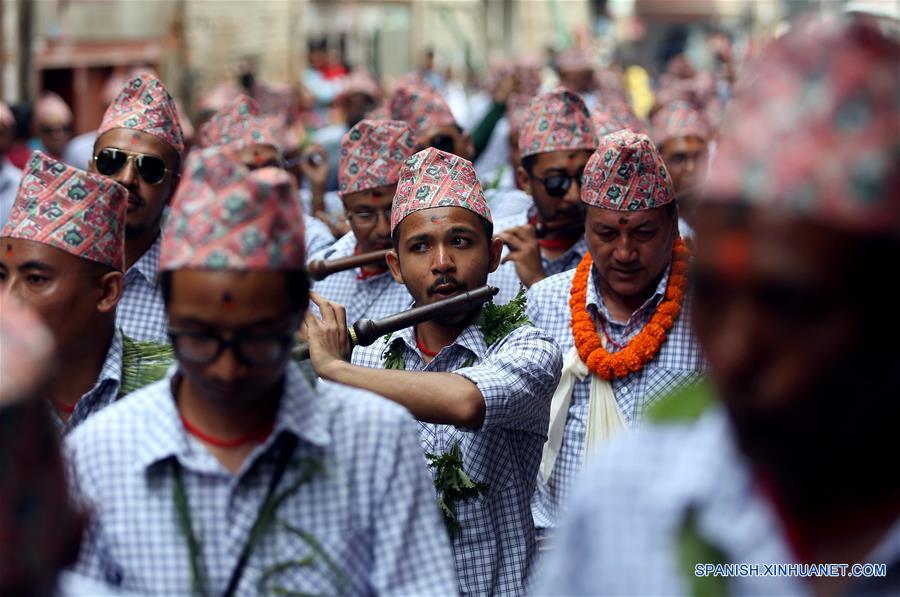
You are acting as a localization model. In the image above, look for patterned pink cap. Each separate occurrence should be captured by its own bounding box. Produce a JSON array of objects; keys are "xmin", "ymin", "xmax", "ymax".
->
[
  {"xmin": 387, "ymin": 86, "xmax": 457, "ymax": 136},
  {"xmin": 650, "ymin": 100, "xmax": 710, "ymax": 147},
  {"xmin": 0, "ymin": 101, "xmax": 14, "ymax": 129},
  {"xmin": 518, "ymin": 88, "xmax": 597, "ymax": 159},
  {"xmin": 591, "ymin": 98, "xmax": 649, "ymax": 138},
  {"xmin": 1, "ymin": 151, "xmax": 128, "ymax": 270},
  {"xmin": 33, "ymin": 92, "xmax": 72, "ymax": 124},
  {"xmin": 582, "ymin": 130, "xmax": 674, "ymax": 211},
  {"xmin": 555, "ymin": 48, "xmax": 594, "ymax": 73},
  {"xmin": 99, "ymin": 74, "xmax": 185, "ymax": 154},
  {"xmin": 339, "ymin": 119, "xmax": 415, "ymax": 197},
  {"xmin": 0, "ymin": 300, "xmax": 54, "ymax": 404},
  {"xmin": 705, "ymin": 15, "xmax": 900, "ymax": 237},
  {"xmin": 197, "ymin": 94, "xmax": 283, "ymax": 154},
  {"xmin": 391, "ymin": 148, "xmax": 491, "ymax": 234},
  {"xmin": 159, "ymin": 147, "xmax": 305, "ymax": 271},
  {"xmin": 336, "ymin": 70, "xmax": 382, "ymax": 104},
  {"xmin": 197, "ymin": 81, "xmax": 243, "ymax": 114}
]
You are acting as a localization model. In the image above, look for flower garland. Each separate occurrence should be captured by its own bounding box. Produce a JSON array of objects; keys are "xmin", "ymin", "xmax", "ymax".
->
[{"xmin": 570, "ymin": 238, "xmax": 689, "ymax": 380}]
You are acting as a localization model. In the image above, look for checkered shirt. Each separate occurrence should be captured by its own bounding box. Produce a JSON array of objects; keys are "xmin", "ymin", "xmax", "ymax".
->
[
  {"xmin": 304, "ymin": 215, "xmax": 336, "ymax": 258},
  {"xmin": 115, "ymin": 236, "xmax": 167, "ymax": 342},
  {"xmin": 526, "ymin": 264, "xmax": 707, "ymax": 531},
  {"xmin": 484, "ymin": 186, "xmax": 533, "ymax": 222},
  {"xmin": 352, "ymin": 319, "xmax": 563, "ymax": 596},
  {"xmin": 534, "ymin": 406, "xmax": 900, "ymax": 595},
  {"xmin": 488, "ymin": 210, "xmax": 589, "ymax": 305},
  {"xmin": 52, "ymin": 330, "xmax": 123, "ymax": 434},
  {"xmin": 64, "ymin": 363, "xmax": 458, "ymax": 596},
  {"xmin": 310, "ymin": 231, "xmax": 413, "ymax": 323}
]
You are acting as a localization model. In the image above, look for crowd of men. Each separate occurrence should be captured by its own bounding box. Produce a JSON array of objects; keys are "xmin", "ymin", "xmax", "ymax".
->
[{"xmin": 0, "ymin": 9, "xmax": 898, "ymax": 597}]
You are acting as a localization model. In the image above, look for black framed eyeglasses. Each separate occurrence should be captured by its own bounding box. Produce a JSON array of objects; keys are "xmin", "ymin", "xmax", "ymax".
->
[
  {"xmin": 416, "ymin": 133, "xmax": 456, "ymax": 154},
  {"xmin": 93, "ymin": 147, "xmax": 177, "ymax": 185},
  {"xmin": 347, "ymin": 208, "xmax": 392, "ymax": 229},
  {"xmin": 534, "ymin": 169, "xmax": 585, "ymax": 198},
  {"xmin": 167, "ymin": 328, "xmax": 294, "ymax": 367}
]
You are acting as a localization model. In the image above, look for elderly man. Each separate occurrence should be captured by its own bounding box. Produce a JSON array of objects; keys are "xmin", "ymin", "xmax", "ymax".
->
[{"xmin": 536, "ymin": 14, "xmax": 900, "ymax": 596}]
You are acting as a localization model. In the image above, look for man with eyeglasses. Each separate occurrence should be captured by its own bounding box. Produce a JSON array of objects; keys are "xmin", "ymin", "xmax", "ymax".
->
[
  {"xmin": 525, "ymin": 130, "xmax": 706, "ymax": 548},
  {"xmin": 305, "ymin": 147, "xmax": 562, "ymax": 596},
  {"xmin": 89, "ymin": 74, "xmax": 185, "ymax": 343},
  {"xmin": 309, "ymin": 119, "xmax": 415, "ymax": 323},
  {"xmin": 0, "ymin": 151, "xmax": 131, "ymax": 431},
  {"xmin": 199, "ymin": 94, "xmax": 337, "ymax": 259},
  {"xmin": 489, "ymin": 88, "xmax": 598, "ymax": 304},
  {"xmin": 64, "ymin": 147, "xmax": 458, "ymax": 595},
  {"xmin": 387, "ymin": 85, "xmax": 474, "ymax": 161},
  {"xmin": 31, "ymin": 92, "xmax": 74, "ymax": 161}
]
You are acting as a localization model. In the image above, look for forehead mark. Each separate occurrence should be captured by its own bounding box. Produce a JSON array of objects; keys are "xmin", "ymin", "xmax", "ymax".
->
[
  {"xmin": 129, "ymin": 133, "xmax": 141, "ymax": 145},
  {"xmin": 617, "ymin": 216, "xmax": 630, "ymax": 229},
  {"xmin": 5, "ymin": 244, "xmax": 12, "ymax": 257},
  {"xmin": 222, "ymin": 291, "xmax": 236, "ymax": 309},
  {"xmin": 430, "ymin": 214, "xmax": 448, "ymax": 224}
]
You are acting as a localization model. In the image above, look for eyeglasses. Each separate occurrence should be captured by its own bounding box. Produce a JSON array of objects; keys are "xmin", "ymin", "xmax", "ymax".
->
[
  {"xmin": 416, "ymin": 133, "xmax": 456, "ymax": 154},
  {"xmin": 39, "ymin": 124, "xmax": 72, "ymax": 135},
  {"xmin": 167, "ymin": 328, "xmax": 295, "ymax": 367},
  {"xmin": 93, "ymin": 147, "xmax": 177, "ymax": 185},
  {"xmin": 534, "ymin": 169, "xmax": 585, "ymax": 198},
  {"xmin": 347, "ymin": 208, "xmax": 391, "ymax": 229}
]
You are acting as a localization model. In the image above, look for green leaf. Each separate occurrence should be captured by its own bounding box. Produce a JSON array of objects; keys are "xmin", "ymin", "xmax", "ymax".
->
[
  {"xmin": 426, "ymin": 442, "xmax": 489, "ymax": 536},
  {"xmin": 120, "ymin": 334, "xmax": 175, "ymax": 397},
  {"xmin": 645, "ymin": 379, "xmax": 715, "ymax": 424},
  {"xmin": 382, "ymin": 337, "xmax": 406, "ymax": 370},
  {"xmin": 476, "ymin": 289, "xmax": 530, "ymax": 347}
]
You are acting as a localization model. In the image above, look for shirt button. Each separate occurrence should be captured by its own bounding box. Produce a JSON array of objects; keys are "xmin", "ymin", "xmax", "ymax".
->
[{"xmin": 621, "ymin": 386, "xmax": 629, "ymax": 394}]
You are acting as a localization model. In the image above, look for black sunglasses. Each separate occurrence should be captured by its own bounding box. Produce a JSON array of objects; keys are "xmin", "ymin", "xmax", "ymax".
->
[
  {"xmin": 533, "ymin": 169, "xmax": 585, "ymax": 198},
  {"xmin": 93, "ymin": 148, "xmax": 176, "ymax": 185},
  {"xmin": 167, "ymin": 328, "xmax": 294, "ymax": 367}
]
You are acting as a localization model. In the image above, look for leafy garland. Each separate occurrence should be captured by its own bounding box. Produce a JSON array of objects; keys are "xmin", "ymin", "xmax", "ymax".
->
[
  {"xmin": 120, "ymin": 334, "xmax": 175, "ymax": 397},
  {"xmin": 382, "ymin": 290, "xmax": 530, "ymax": 532},
  {"xmin": 425, "ymin": 442, "xmax": 489, "ymax": 536}
]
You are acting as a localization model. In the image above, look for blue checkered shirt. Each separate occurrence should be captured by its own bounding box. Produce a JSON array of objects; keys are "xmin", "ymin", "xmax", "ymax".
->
[
  {"xmin": 489, "ymin": 211, "xmax": 589, "ymax": 305},
  {"xmin": 534, "ymin": 406, "xmax": 900, "ymax": 595},
  {"xmin": 305, "ymin": 215, "xmax": 336, "ymax": 258},
  {"xmin": 52, "ymin": 330, "xmax": 123, "ymax": 434},
  {"xmin": 526, "ymin": 264, "xmax": 707, "ymax": 531},
  {"xmin": 310, "ymin": 231, "xmax": 413, "ymax": 324},
  {"xmin": 115, "ymin": 236, "xmax": 167, "ymax": 343},
  {"xmin": 65, "ymin": 363, "xmax": 458, "ymax": 596},
  {"xmin": 352, "ymin": 319, "xmax": 562, "ymax": 596}
]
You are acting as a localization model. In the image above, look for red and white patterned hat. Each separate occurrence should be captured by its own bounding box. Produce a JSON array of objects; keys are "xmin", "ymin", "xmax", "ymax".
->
[
  {"xmin": 387, "ymin": 86, "xmax": 457, "ymax": 136},
  {"xmin": 391, "ymin": 148, "xmax": 491, "ymax": 234},
  {"xmin": 650, "ymin": 100, "xmax": 710, "ymax": 147},
  {"xmin": 99, "ymin": 74, "xmax": 185, "ymax": 154},
  {"xmin": 519, "ymin": 88, "xmax": 597, "ymax": 159},
  {"xmin": 1, "ymin": 151, "xmax": 128, "ymax": 270},
  {"xmin": 339, "ymin": 119, "xmax": 415, "ymax": 197},
  {"xmin": 197, "ymin": 94, "xmax": 283, "ymax": 155},
  {"xmin": 582, "ymin": 130, "xmax": 674, "ymax": 211}
]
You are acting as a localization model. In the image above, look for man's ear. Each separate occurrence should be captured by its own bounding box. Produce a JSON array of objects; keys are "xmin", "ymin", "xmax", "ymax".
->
[
  {"xmin": 488, "ymin": 236, "xmax": 504, "ymax": 273},
  {"xmin": 386, "ymin": 249, "xmax": 405, "ymax": 285},
  {"xmin": 516, "ymin": 165, "xmax": 533, "ymax": 196},
  {"xmin": 96, "ymin": 270, "xmax": 124, "ymax": 314},
  {"xmin": 462, "ymin": 132, "xmax": 475, "ymax": 161}
]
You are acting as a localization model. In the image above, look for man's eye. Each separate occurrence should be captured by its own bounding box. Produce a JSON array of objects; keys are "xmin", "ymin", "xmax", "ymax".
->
[
  {"xmin": 595, "ymin": 230, "xmax": 617, "ymax": 242},
  {"xmin": 26, "ymin": 274, "xmax": 48, "ymax": 284},
  {"xmin": 452, "ymin": 237, "xmax": 471, "ymax": 247},
  {"xmin": 633, "ymin": 230, "xmax": 656, "ymax": 241},
  {"xmin": 410, "ymin": 242, "xmax": 428, "ymax": 252}
]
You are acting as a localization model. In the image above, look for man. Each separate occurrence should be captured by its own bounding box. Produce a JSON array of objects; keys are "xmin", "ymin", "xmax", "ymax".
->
[
  {"xmin": 481, "ymin": 93, "xmax": 534, "ymax": 221},
  {"xmin": 0, "ymin": 151, "xmax": 129, "ymax": 431},
  {"xmin": 650, "ymin": 99, "xmax": 710, "ymax": 201},
  {"xmin": 310, "ymin": 119, "xmax": 415, "ymax": 323},
  {"xmin": 554, "ymin": 48, "xmax": 598, "ymax": 109},
  {"xmin": 306, "ymin": 147, "xmax": 562, "ymax": 595},
  {"xmin": 536, "ymin": 15, "xmax": 899, "ymax": 596},
  {"xmin": 31, "ymin": 92, "xmax": 73, "ymax": 160},
  {"xmin": 90, "ymin": 73, "xmax": 184, "ymax": 342},
  {"xmin": 526, "ymin": 130, "xmax": 706, "ymax": 541},
  {"xmin": 387, "ymin": 85, "xmax": 474, "ymax": 160},
  {"xmin": 198, "ymin": 93, "xmax": 336, "ymax": 258},
  {"xmin": 490, "ymin": 88, "xmax": 598, "ymax": 303},
  {"xmin": 0, "ymin": 101, "xmax": 22, "ymax": 226},
  {"xmin": 65, "ymin": 147, "xmax": 458, "ymax": 595},
  {"xmin": 590, "ymin": 97, "xmax": 648, "ymax": 138}
]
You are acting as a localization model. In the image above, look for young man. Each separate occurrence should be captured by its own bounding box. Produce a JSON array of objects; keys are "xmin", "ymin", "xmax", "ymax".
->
[
  {"xmin": 490, "ymin": 88, "xmax": 598, "ymax": 303},
  {"xmin": 305, "ymin": 147, "xmax": 562, "ymax": 596},
  {"xmin": 387, "ymin": 85, "xmax": 474, "ymax": 160},
  {"xmin": 310, "ymin": 119, "xmax": 415, "ymax": 323},
  {"xmin": 0, "ymin": 101, "xmax": 22, "ymax": 226},
  {"xmin": 90, "ymin": 73, "xmax": 185, "ymax": 342},
  {"xmin": 526, "ymin": 130, "xmax": 706, "ymax": 541},
  {"xmin": 65, "ymin": 147, "xmax": 457, "ymax": 596},
  {"xmin": 197, "ymin": 94, "xmax": 336, "ymax": 258},
  {"xmin": 536, "ymin": 15, "xmax": 900, "ymax": 595},
  {"xmin": 0, "ymin": 151, "xmax": 129, "ymax": 430}
]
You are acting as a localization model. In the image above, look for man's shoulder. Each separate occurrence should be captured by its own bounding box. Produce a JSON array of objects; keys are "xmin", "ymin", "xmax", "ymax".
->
[
  {"xmin": 312, "ymin": 380, "xmax": 420, "ymax": 448},
  {"xmin": 528, "ymin": 268, "xmax": 577, "ymax": 303},
  {"xmin": 309, "ymin": 230, "xmax": 356, "ymax": 262}
]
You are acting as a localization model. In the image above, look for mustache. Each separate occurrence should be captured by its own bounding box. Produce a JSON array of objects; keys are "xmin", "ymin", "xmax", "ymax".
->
[{"xmin": 427, "ymin": 276, "xmax": 465, "ymax": 295}]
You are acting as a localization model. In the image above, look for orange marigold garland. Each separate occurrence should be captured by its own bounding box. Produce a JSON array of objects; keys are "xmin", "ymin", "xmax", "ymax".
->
[{"xmin": 570, "ymin": 238, "xmax": 690, "ymax": 380}]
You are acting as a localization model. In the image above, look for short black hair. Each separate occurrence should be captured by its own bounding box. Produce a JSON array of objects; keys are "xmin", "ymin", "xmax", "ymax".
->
[
  {"xmin": 159, "ymin": 270, "xmax": 309, "ymax": 313},
  {"xmin": 391, "ymin": 214, "xmax": 494, "ymax": 251},
  {"xmin": 520, "ymin": 154, "xmax": 536, "ymax": 176}
]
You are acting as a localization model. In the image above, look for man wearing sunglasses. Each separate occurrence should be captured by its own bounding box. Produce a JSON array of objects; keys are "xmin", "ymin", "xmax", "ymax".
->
[
  {"xmin": 309, "ymin": 119, "xmax": 415, "ymax": 323},
  {"xmin": 1, "ymin": 151, "xmax": 130, "ymax": 432},
  {"xmin": 526, "ymin": 130, "xmax": 706, "ymax": 547},
  {"xmin": 64, "ymin": 147, "xmax": 457, "ymax": 595},
  {"xmin": 197, "ymin": 94, "xmax": 337, "ymax": 259},
  {"xmin": 388, "ymin": 84, "xmax": 474, "ymax": 161},
  {"xmin": 90, "ymin": 74, "xmax": 185, "ymax": 343},
  {"xmin": 489, "ymin": 88, "xmax": 598, "ymax": 304}
]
